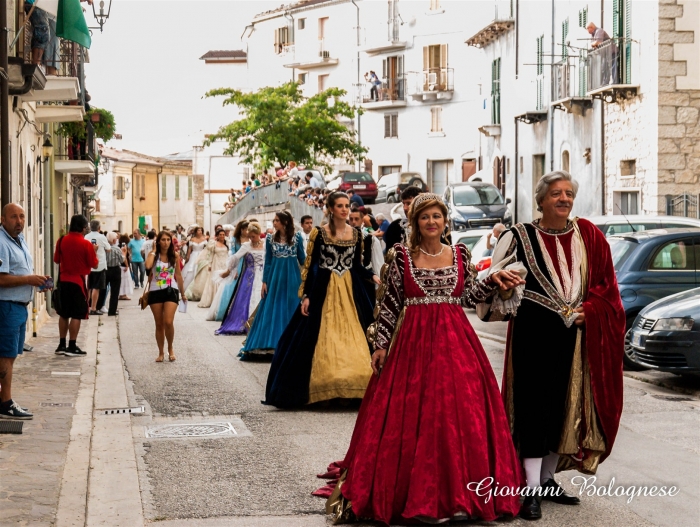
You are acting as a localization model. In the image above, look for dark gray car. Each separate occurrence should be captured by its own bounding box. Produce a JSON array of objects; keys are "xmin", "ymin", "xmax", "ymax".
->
[
  {"xmin": 443, "ymin": 182, "xmax": 512, "ymax": 231},
  {"xmin": 627, "ymin": 288, "xmax": 700, "ymax": 377}
]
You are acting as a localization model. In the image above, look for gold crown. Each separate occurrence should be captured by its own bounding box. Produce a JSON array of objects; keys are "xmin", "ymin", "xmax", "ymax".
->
[{"xmin": 408, "ymin": 193, "xmax": 444, "ymax": 217}]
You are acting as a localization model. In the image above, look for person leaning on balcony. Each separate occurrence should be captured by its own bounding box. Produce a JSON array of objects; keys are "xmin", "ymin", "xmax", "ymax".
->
[
  {"xmin": 586, "ymin": 22, "xmax": 618, "ymax": 84},
  {"xmin": 24, "ymin": 2, "xmax": 50, "ymax": 66},
  {"xmin": 586, "ymin": 22, "xmax": 609, "ymax": 49}
]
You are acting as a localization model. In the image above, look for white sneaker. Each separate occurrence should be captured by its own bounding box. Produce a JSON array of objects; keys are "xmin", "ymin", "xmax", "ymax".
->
[{"xmin": 99, "ymin": 306, "xmax": 108, "ymax": 314}]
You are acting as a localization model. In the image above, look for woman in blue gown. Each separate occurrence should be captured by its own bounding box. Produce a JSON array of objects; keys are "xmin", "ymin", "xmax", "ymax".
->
[
  {"xmin": 206, "ymin": 221, "xmax": 250, "ymax": 321},
  {"xmin": 240, "ymin": 211, "xmax": 306, "ymax": 360}
]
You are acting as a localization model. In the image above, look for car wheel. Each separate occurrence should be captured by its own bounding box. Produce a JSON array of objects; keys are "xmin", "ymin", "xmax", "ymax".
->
[
  {"xmin": 624, "ymin": 317, "xmax": 648, "ymax": 371},
  {"xmin": 387, "ymin": 194, "xmax": 397, "ymax": 203}
]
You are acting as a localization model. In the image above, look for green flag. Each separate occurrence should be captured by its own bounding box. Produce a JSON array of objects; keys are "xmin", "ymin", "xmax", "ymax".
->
[{"xmin": 56, "ymin": 0, "xmax": 91, "ymax": 49}]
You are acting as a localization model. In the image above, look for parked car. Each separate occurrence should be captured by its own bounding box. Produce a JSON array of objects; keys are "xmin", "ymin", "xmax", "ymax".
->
[
  {"xmin": 451, "ymin": 231, "xmax": 491, "ymax": 280},
  {"xmin": 443, "ymin": 182, "xmax": 512, "ymax": 232},
  {"xmin": 586, "ymin": 214, "xmax": 700, "ymax": 237},
  {"xmin": 627, "ymin": 288, "xmax": 700, "ymax": 377},
  {"xmin": 376, "ymin": 172, "xmax": 428, "ymax": 203},
  {"xmin": 608, "ymin": 228, "xmax": 700, "ymax": 369},
  {"xmin": 327, "ymin": 171, "xmax": 378, "ymax": 203},
  {"xmin": 451, "ymin": 229, "xmax": 490, "ymax": 252}
]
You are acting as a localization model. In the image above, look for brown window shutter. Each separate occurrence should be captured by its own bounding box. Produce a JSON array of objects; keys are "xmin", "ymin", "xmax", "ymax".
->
[
  {"xmin": 384, "ymin": 114, "xmax": 391, "ymax": 137},
  {"xmin": 391, "ymin": 114, "xmax": 398, "ymax": 137}
]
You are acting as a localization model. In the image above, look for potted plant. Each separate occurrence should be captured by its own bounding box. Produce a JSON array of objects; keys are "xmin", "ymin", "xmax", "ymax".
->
[{"xmin": 57, "ymin": 107, "xmax": 117, "ymax": 143}]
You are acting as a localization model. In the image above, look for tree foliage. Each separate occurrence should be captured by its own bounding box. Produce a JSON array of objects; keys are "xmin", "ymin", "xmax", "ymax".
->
[{"xmin": 204, "ymin": 82, "xmax": 365, "ymax": 171}]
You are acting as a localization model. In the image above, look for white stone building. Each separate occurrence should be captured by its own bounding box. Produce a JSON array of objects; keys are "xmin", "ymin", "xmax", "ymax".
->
[{"xmin": 214, "ymin": 0, "xmax": 699, "ymax": 220}]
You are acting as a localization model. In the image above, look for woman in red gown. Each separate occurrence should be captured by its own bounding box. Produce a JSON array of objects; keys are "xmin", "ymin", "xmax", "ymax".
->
[{"xmin": 322, "ymin": 194, "xmax": 526, "ymax": 525}]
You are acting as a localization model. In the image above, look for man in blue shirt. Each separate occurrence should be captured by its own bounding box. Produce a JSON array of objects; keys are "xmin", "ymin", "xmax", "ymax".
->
[
  {"xmin": 346, "ymin": 189, "xmax": 365, "ymax": 208},
  {"xmin": 0, "ymin": 204, "xmax": 51, "ymax": 420},
  {"xmin": 127, "ymin": 229, "xmax": 146, "ymax": 288}
]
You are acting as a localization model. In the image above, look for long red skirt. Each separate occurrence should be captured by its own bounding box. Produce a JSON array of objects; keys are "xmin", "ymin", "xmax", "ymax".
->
[{"xmin": 329, "ymin": 302, "xmax": 522, "ymax": 524}]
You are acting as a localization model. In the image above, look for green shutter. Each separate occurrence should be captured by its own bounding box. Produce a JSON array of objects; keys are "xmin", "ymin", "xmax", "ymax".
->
[
  {"xmin": 562, "ymin": 18, "xmax": 569, "ymax": 60},
  {"xmin": 624, "ymin": 0, "xmax": 632, "ymax": 83},
  {"xmin": 613, "ymin": 0, "xmax": 621, "ymax": 38}
]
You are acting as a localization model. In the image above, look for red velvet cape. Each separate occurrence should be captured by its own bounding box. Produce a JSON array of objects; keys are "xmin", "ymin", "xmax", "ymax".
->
[{"xmin": 577, "ymin": 217, "xmax": 625, "ymax": 462}]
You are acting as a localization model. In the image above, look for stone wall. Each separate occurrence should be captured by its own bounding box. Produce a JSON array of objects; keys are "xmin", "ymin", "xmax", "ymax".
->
[
  {"xmin": 193, "ymin": 175, "xmax": 205, "ymax": 228},
  {"xmin": 658, "ymin": 0, "xmax": 700, "ymax": 214}
]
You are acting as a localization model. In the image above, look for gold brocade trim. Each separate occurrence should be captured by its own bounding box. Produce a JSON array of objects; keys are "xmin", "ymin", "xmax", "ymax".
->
[
  {"xmin": 367, "ymin": 248, "xmax": 396, "ymax": 347},
  {"xmin": 318, "ymin": 225, "xmax": 359, "ymax": 247},
  {"xmin": 244, "ymin": 304, "xmax": 259, "ymax": 331},
  {"xmin": 298, "ymin": 228, "xmax": 319, "ymax": 299},
  {"xmin": 325, "ymin": 470, "xmax": 357, "ymax": 524},
  {"xmin": 386, "ymin": 307, "xmax": 406, "ymax": 360},
  {"xmin": 405, "ymin": 296, "xmax": 461, "ymax": 306}
]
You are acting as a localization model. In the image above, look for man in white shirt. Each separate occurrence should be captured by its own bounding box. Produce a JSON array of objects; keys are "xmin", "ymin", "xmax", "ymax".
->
[{"xmin": 84, "ymin": 220, "xmax": 111, "ymax": 315}]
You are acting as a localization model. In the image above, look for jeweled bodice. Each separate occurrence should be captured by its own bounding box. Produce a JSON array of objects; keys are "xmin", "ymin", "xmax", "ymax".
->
[
  {"xmin": 408, "ymin": 250, "xmax": 459, "ymax": 299},
  {"xmin": 249, "ymin": 248, "xmax": 265, "ymax": 272},
  {"xmin": 318, "ymin": 228, "xmax": 358, "ymax": 276},
  {"xmin": 268, "ymin": 233, "xmax": 301, "ymax": 258}
]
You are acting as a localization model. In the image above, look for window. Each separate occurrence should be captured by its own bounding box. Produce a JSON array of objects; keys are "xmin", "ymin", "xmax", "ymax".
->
[
  {"xmin": 382, "ymin": 55, "xmax": 405, "ymax": 100},
  {"xmin": 430, "ymin": 107, "xmax": 443, "ymax": 132},
  {"xmin": 298, "ymin": 18, "xmax": 306, "ymax": 30},
  {"xmin": 175, "ymin": 175, "xmax": 180, "ymax": 200},
  {"xmin": 384, "ymin": 113, "xmax": 398, "ymax": 138},
  {"xmin": 620, "ymin": 159, "xmax": 636, "ymax": 177},
  {"xmin": 491, "ymin": 58, "xmax": 501, "ymax": 125},
  {"xmin": 578, "ymin": 7, "xmax": 588, "ymax": 27},
  {"xmin": 650, "ymin": 240, "xmax": 695, "ymax": 270},
  {"xmin": 274, "ymin": 26, "xmax": 292, "ymax": 54},
  {"xmin": 135, "ymin": 174, "xmax": 146, "ymax": 198},
  {"xmin": 298, "ymin": 72, "xmax": 307, "ymax": 85},
  {"xmin": 616, "ymin": 191, "xmax": 639, "ymax": 215},
  {"xmin": 506, "ymin": 157, "xmax": 511, "ymax": 175},
  {"xmin": 562, "ymin": 150, "xmax": 570, "ymax": 172},
  {"xmin": 380, "ymin": 165, "xmax": 401, "ymax": 176},
  {"xmin": 561, "ymin": 18, "xmax": 569, "ymax": 60},
  {"xmin": 318, "ymin": 17, "xmax": 328, "ymax": 40},
  {"xmin": 422, "ymin": 44, "xmax": 448, "ymax": 82},
  {"xmin": 318, "ymin": 74, "xmax": 328, "ymax": 94},
  {"xmin": 429, "ymin": 0, "xmax": 441, "ymax": 11},
  {"xmin": 188, "ymin": 176, "xmax": 193, "ymax": 200},
  {"xmin": 115, "ymin": 176, "xmax": 126, "ymax": 199},
  {"xmin": 161, "ymin": 175, "xmax": 167, "ymax": 200},
  {"xmin": 95, "ymin": 200, "xmax": 100, "ymax": 213}
]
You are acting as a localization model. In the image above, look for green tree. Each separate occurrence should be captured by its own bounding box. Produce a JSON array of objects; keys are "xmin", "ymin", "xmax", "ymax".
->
[{"xmin": 205, "ymin": 82, "xmax": 365, "ymax": 171}]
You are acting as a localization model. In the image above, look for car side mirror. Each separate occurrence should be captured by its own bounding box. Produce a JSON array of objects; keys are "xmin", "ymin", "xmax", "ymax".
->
[{"xmin": 506, "ymin": 198, "xmax": 512, "ymax": 204}]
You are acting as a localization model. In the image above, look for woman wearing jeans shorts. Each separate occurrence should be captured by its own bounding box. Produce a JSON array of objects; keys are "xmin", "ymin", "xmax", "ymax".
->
[{"xmin": 145, "ymin": 231, "xmax": 186, "ymax": 363}]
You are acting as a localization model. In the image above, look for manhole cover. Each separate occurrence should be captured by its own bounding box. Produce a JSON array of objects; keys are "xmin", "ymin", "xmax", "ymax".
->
[
  {"xmin": 652, "ymin": 395, "xmax": 694, "ymax": 402},
  {"xmin": 0, "ymin": 421, "xmax": 23, "ymax": 434},
  {"xmin": 145, "ymin": 422, "xmax": 237, "ymax": 439},
  {"xmin": 40, "ymin": 402, "xmax": 75, "ymax": 407}
]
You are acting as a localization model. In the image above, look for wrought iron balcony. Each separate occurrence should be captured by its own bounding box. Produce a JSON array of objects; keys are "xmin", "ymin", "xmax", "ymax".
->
[
  {"xmin": 551, "ymin": 58, "xmax": 592, "ymax": 115},
  {"xmin": 359, "ymin": 75, "xmax": 407, "ymax": 109},
  {"xmin": 409, "ymin": 68, "xmax": 454, "ymax": 101},
  {"xmin": 586, "ymin": 38, "xmax": 638, "ymax": 101}
]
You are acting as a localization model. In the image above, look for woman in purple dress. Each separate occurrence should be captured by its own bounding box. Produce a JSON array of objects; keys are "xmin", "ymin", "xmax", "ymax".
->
[{"xmin": 216, "ymin": 222, "xmax": 265, "ymax": 335}]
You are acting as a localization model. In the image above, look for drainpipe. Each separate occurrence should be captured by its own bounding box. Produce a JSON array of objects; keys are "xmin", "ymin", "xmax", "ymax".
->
[
  {"xmin": 515, "ymin": 0, "xmax": 519, "ymax": 78},
  {"xmin": 600, "ymin": 0, "xmax": 606, "ymax": 214},
  {"xmin": 1, "ymin": 0, "xmax": 10, "ymax": 207},
  {"xmin": 284, "ymin": 11, "xmax": 295, "ymax": 82},
  {"xmin": 548, "ymin": 0, "xmax": 555, "ymax": 171},
  {"xmin": 514, "ymin": 116, "xmax": 519, "ymax": 224},
  {"xmin": 352, "ymin": 0, "xmax": 361, "ymax": 171},
  {"xmin": 43, "ymin": 125, "xmax": 53, "ymax": 312}
]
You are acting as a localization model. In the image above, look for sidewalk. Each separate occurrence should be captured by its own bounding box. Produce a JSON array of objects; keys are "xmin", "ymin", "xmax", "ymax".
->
[{"xmin": 0, "ymin": 316, "xmax": 93, "ymax": 526}]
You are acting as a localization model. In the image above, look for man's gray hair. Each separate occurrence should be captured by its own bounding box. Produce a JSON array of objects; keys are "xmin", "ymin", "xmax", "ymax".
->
[
  {"xmin": 534, "ymin": 171, "xmax": 579, "ymax": 212},
  {"xmin": 493, "ymin": 223, "xmax": 507, "ymax": 234},
  {"xmin": 90, "ymin": 220, "xmax": 101, "ymax": 231}
]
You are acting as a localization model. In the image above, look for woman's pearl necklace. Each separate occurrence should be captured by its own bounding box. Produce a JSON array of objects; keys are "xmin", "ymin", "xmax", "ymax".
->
[{"xmin": 419, "ymin": 244, "xmax": 445, "ymax": 258}]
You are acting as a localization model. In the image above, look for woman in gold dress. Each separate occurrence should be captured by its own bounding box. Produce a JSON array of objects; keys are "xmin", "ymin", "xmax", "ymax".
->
[{"xmin": 264, "ymin": 192, "xmax": 381, "ymax": 408}]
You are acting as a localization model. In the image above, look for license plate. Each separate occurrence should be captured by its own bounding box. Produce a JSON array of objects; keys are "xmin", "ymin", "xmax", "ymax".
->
[
  {"xmin": 631, "ymin": 333, "xmax": 643, "ymax": 348},
  {"xmin": 354, "ymin": 185, "xmax": 367, "ymax": 189}
]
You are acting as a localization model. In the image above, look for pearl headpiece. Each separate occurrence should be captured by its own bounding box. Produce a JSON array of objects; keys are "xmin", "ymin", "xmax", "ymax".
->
[{"xmin": 408, "ymin": 193, "xmax": 444, "ymax": 219}]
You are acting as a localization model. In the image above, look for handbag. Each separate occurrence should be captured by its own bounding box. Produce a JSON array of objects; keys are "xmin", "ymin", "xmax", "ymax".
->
[
  {"xmin": 51, "ymin": 237, "xmax": 64, "ymax": 313},
  {"xmin": 139, "ymin": 267, "xmax": 152, "ymax": 310}
]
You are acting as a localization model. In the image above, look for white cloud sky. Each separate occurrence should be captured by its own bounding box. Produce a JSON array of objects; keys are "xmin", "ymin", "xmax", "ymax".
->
[{"xmin": 86, "ymin": 1, "xmax": 281, "ymax": 157}]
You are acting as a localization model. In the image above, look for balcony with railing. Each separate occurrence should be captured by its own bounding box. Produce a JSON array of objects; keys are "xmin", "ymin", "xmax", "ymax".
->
[
  {"xmin": 283, "ymin": 38, "xmax": 338, "ymax": 69},
  {"xmin": 55, "ymin": 122, "xmax": 97, "ymax": 181},
  {"xmin": 360, "ymin": 18, "xmax": 407, "ymax": 55},
  {"xmin": 359, "ymin": 75, "xmax": 407, "ymax": 110},
  {"xmin": 465, "ymin": 0, "xmax": 514, "ymax": 48},
  {"xmin": 408, "ymin": 68, "xmax": 454, "ymax": 102},
  {"xmin": 586, "ymin": 38, "xmax": 638, "ymax": 101},
  {"xmin": 551, "ymin": 57, "xmax": 593, "ymax": 115}
]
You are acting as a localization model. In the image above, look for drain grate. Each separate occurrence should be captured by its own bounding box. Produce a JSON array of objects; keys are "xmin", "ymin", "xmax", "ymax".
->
[
  {"xmin": 145, "ymin": 421, "xmax": 237, "ymax": 439},
  {"xmin": 99, "ymin": 406, "xmax": 145, "ymax": 415},
  {"xmin": 40, "ymin": 402, "xmax": 75, "ymax": 407},
  {"xmin": 0, "ymin": 421, "xmax": 23, "ymax": 434},
  {"xmin": 652, "ymin": 395, "xmax": 694, "ymax": 402},
  {"xmin": 51, "ymin": 371, "xmax": 81, "ymax": 377}
]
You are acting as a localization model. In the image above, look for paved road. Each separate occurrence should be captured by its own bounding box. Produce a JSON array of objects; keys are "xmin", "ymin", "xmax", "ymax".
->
[{"xmin": 114, "ymin": 298, "xmax": 699, "ymax": 526}]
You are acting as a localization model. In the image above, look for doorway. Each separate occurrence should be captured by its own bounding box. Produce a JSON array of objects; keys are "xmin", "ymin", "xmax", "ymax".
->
[
  {"xmin": 462, "ymin": 159, "xmax": 476, "ymax": 181},
  {"xmin": 533, "ymin": 154, "xmax": 546, "ymax": 219},
  {"xmin": 428, "ymin": 160, "xmax": 452, "ymax": 196},
  {"xmin": 493, "ymin": 156, "xmax": 505, "ymax": 196}
]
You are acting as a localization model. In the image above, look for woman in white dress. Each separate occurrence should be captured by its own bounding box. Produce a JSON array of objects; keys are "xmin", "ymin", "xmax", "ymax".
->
[
  {"xmin": 182, "ymin": 226, "xmax": 207, "ymax": 292},
  {"xmin": 118, "ymin": 234, "xmax": 134, "ymax": 300},
  {"xmin": 216, "ymin": 222, "xmax": 266, "ymax": 335},
  {"xmin": 198, "ymin": 230, "xmax": 231, "ymax": 308}
]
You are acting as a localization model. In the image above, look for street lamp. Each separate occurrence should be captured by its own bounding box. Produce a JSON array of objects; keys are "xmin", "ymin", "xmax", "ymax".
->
[
  {"xmin": 125, "ymin": 179, "xmax": 131, "ymax": 191},
  {"xmin": 41, "ymin": 138, "xmax": 53, "ymax": 162},
  {"xmin": 92, "ymin": 0, "xmax": 113, "ymax": 33},
  {"xmin": 100, "ymin": 156, "xmax": 110, "ymax": 172}
]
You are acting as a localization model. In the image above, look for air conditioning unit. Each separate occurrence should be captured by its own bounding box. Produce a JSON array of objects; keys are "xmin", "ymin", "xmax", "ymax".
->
[{"xmin": 319, "ymin": 50, "xmax": 330, "ymax": 58}]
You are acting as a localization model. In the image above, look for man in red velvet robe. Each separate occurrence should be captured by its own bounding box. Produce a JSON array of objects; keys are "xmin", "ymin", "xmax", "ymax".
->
[{"xmin": 477, "ymin": 171, "xmax": 625, "ymax": 521}]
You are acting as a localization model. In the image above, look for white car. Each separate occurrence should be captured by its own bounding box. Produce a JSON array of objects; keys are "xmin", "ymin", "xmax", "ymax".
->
[
  {"xmin": 585, "ymin": 214, "xmax": 700, "ymax": 236},
  {"xmin": 452, "ymin": 232, "xmax": 492, "ymax": 280}
]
